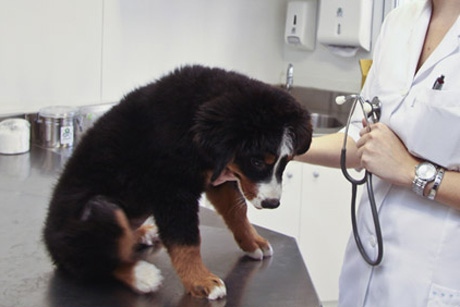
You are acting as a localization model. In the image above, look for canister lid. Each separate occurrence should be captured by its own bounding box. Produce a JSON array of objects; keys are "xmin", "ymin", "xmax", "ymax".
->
[
  {"xmin": 0, "ymin": 118, "xmax": 30, "ymax": 131},
  {"xmin": 79, "ymin": 103, "xmax": 115, "ymax": 115},
  {"xmin": 38, "ymin": 106, "xmax": 79, "ymax": 119}
]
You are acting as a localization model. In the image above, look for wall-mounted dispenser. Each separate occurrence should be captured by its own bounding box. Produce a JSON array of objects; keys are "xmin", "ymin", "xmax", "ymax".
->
[
  {"xmin": 317, "ymin": 0, "xmax": 373, "ymax": 53},
  {"xmin": 284, "ymin": 1, "xmax": 317, "ymax": 51}
]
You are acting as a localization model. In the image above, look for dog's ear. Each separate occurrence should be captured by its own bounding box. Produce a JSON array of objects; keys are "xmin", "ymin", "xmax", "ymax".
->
[
  {"xmin": 192, "ymin": 97, "xmax": 239, "ymax": 182},
  {"xmin": 290, "ymin": 108, "xmax": 313, "ymax": 155},
  {"xmin": 210, "ymin": 151, "xmax": 234, "ymax": 182}
]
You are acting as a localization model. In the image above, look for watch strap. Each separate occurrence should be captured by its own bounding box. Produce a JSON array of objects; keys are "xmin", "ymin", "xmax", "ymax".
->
[
  {"xmin": 412, "ymin": 177, "xmax": 427, "ymax": 196},
  {"xmin": 428, "ymin": 168, "xmax": 445, "ymax": 201}
]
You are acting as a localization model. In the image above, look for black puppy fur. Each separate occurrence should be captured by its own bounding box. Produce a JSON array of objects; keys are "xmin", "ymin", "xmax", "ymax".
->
[{"xmin": 43, "ymin": 65, "xmax": 312, "ymax": 295}]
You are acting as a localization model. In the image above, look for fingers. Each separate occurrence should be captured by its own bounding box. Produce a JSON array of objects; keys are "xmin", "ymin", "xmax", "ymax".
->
[
  {"xmin": 360, "ymin": 119, "xmax": 380, "ymax": 137},
  {"xmin": 361, "ymin": 118, "xmax": 368, "ymax": 129},
  {"xmin": 356, "ymin": 122, "xmax": 384, "ymax": 167}
]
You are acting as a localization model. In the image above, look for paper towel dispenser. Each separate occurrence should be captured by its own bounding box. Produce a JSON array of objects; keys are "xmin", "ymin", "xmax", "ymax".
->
[
  {"xmin": 284, "ymin": 0, "xmax": 317, "ymax": 50},
  {"xmin": 317, "ymin": 0, "xmax": 373, "ymax": 52}
]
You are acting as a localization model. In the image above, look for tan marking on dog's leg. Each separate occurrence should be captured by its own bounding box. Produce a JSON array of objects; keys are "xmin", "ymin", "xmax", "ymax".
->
[
  {"xmin": 112, "ymin": 211, "xmax": 163, "ymax": 293},
  {"xmin": 205, "ymin": 182, "xmax": 273, "ymax": 260},
  {"xmin": 168, "ymin": 245, "xmax": 226, "ymax": 299},
  {"xmin": 114, "ymin": 209, "xmax": 136, "ymax": 262}
]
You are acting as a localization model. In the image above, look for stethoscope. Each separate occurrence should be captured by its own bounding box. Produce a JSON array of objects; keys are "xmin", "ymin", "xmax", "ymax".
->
[{"xmin": 335, "ymin": 95, "xmax": 384, "ymax": 266}]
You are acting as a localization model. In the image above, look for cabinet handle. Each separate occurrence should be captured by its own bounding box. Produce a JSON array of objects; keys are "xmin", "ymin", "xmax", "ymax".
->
[{"xmin": 313, "ymin": 171, "xmax": 320, "ymax": 178}]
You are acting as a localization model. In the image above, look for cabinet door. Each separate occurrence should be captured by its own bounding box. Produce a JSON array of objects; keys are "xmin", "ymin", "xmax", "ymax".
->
[
  {"xmin": 246, "ymin": 161, "xmax": 303, "ymax": 240},
  {"xmin": 299, "ymin": 164, "xmax": 362, "ymax": 302}
]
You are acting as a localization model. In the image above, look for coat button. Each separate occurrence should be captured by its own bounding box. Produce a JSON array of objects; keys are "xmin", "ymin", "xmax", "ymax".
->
[
  {"xmin": 400, "ymin": 88, "xmax": 408, "ymax": 97},
  {"xmin": 369, "ymin": 236, "xmax": 377, "ymax": 248}
]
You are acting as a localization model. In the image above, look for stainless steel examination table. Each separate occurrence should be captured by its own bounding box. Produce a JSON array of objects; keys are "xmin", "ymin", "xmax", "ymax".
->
[{"xmin": 0, "ymin": 146, "xmax": 320, "ymax": 307}]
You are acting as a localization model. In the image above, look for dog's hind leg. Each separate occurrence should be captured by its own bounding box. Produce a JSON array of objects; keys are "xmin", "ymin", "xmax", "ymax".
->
[
  {"xmin": 205, "ymin": 182, "xmax": 273, "ymax": 260},
  {"xmin": 45, "ymin": 196, "xmax": 162, "ymax": 293},
  {"xmin": 111, "ymin": 209, "xmax": 163, "ymax": 293}
]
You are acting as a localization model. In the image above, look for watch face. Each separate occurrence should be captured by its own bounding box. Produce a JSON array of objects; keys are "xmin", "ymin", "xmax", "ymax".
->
[{"xmin": 416, "ymin": 162, "xmax": 437, "ymax": 180}]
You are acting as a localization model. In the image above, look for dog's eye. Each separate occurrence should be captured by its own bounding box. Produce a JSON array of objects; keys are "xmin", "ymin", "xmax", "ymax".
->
[{"xmin": 250, "ymin": 158, "xmax": 265, "ymax": 170}]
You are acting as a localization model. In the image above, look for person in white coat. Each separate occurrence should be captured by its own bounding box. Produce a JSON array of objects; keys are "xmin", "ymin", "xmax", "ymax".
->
[{"xmin": 296, "ymin": 0, "xmax": 460, "ymax": 306}]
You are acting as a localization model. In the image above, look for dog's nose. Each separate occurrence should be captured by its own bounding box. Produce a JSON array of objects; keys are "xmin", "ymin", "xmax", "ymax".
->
[{"xmin": 261, "ymin": 198, "xmax": 280, "ymax": 209}]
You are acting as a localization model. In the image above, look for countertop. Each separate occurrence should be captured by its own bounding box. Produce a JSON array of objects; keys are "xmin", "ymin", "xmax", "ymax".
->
[{"xmin": 0, "ymin": 145, "xmax": 321, "ymax": 307}]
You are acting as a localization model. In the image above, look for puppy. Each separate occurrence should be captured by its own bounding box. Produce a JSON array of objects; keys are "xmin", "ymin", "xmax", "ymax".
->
[{"xmin": 43, "ymin": 65, "xmax": 312, "ymax": 299}]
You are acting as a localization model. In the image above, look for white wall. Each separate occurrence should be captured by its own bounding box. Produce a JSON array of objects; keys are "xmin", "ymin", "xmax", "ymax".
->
[
  {"xmin": 101, "ymin": 0, "xmax": 288, "ymax": 102},
  {"xmin": 0, "ymin": 0, "xmax": 386, "ymax": 115},
  {"xmin": 0, "ymin": 0, "xmax": 103, "ymax": 114}
]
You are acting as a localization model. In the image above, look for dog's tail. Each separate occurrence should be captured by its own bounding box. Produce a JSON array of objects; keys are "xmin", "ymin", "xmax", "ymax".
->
[{"xmin": 43, "ymin": 196, "xmax": 135, "ymax": 280}]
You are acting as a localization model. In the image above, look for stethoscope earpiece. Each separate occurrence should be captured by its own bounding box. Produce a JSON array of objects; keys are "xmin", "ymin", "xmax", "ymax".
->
[{"xmin": 335, "ymin": 96, "xmax": 347, "ymax": 105}]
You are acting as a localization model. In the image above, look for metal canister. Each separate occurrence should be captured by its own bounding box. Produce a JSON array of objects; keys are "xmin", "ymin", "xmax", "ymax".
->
[
  {"xmin": 36, "ymin": 106, "xmax": 78, "ymax": 148},
  {"xmin": 75, "ymin": 103, "xmax": 115, "ymax": 140}
]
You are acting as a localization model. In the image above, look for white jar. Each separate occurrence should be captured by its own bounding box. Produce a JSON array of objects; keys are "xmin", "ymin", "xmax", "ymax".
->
[{"xmin": 0, "ymin": 118, "xmax": 31, "ymax": 155}]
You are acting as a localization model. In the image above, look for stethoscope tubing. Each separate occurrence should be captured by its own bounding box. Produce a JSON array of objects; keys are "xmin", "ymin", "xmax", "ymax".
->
[{"xmin": 340, "ymin": 95, "xmax": 384, "ymax": 266}]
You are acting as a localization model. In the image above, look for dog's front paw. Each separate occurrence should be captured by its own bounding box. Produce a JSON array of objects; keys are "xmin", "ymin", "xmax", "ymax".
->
[
  {"xmin": 244, "ymin": 242, "xmax": 273, "ymax": 260},
  {"xmin": 207, "ymin": 279, "xmax": 227, "ymax": 300},
  {"xmin": 185, "ymin": 274, "xmax": 227, "ymax": 300},
  {"xmin": 237, "ymin": 233, "xmax": 273, "ymax": 260}
]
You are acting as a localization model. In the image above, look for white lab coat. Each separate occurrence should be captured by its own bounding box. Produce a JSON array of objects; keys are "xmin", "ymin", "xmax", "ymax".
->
[{"xmin": 339, "ymin": 1, "xmax": 460, "ymax": 306}]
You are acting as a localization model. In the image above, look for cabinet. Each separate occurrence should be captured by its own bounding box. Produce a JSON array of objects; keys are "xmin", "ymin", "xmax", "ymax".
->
[{"xmin": 299, "ymin": 164, "xmax": 362, "ymax": 302}]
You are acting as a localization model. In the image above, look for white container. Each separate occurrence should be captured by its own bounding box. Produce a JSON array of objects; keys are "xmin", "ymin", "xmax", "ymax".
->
[
  {"xmin": 285, "ymin": 1, "xmax": 317, "ymax": 50},
  {"xmin": 317, "ymin": 0, "xmax": 373, "ymax": 51},
  {"xmin": 36, "ymin": 106, "xmax": 78, "ymax": 148},
  {"xmin": 0, "ymin": 119, "xmax": 31, "ymax": 155}
]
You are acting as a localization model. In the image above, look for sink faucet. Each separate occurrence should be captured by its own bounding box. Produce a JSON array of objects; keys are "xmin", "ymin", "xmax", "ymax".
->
[{"xmin": 286, "ymin": 63, "xmax": 294, "ymax": 91}]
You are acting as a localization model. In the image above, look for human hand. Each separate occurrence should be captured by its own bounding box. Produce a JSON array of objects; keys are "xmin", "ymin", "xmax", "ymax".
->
[{"xmin": 356, "ymin": 121, "xmax": 418, "ymax": 187}]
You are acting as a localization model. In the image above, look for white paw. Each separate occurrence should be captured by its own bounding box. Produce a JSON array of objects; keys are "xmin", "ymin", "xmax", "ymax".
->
[
  {"xmin": 139, "ymin": 217, "xmax": 160, "ymax": 246},
  {"xmin": 244, "ymin": 243, "xmax": 273, "ymax": 260},
  {"xmin": 140, "ymin": 225, "xmax": 160, "ymax": 246},
  {"xmin": 263, "ymin": 243, "xmax": 274, "ymax": 257},
  {"xmin": 208, "ymin": 279, "xmax": 227, "ymax": 300},
  {"xmin": 132, "ymin": 260, "xmax": 163, "ymax": 293}
]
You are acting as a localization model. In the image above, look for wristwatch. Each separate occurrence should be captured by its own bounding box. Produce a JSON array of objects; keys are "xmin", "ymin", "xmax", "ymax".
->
[{"xmin": 412, "ymin": 161, "xmax": 437, "ymax": 197}]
